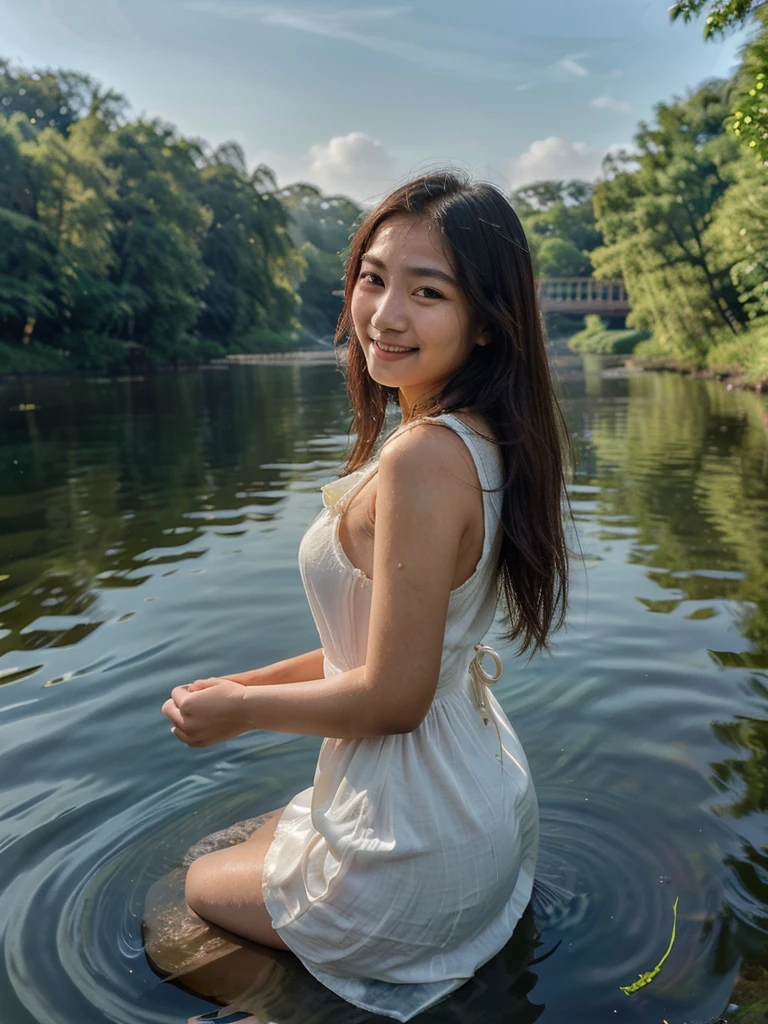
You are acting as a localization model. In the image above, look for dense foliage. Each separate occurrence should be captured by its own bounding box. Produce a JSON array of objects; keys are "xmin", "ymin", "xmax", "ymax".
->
[
  {"xmin": 586, "ymin": 6, "xmax": 768, "ymax": 382},
  {"xmin": 2, "ymin": 1, "xmax": 768, "ymax": 380},
  {"xmin": 511, "ymin": 179, "xmax": 602, "ymax": 279},
  {"xmin": 278, "ymin": 183, "xmax": 362, "ymax": 342},
  {"xmin": 0, "ymin": 59, "xmax": 362, "ymax": 373},
  {"xmin": 670, "ymin": 0, "xmax": 767, "ymax": 39}
]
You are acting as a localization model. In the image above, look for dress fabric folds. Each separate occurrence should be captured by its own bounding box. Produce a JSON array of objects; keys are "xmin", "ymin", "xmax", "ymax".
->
[{"xmin": 262, "ymin": 413, "xmax": 539, "ymax": 1021}]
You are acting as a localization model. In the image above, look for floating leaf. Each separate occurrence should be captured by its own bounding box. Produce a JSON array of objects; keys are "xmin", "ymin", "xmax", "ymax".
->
[{"xmin": 620, "ymin": 897, "xmax": 679, "ymax": 996}]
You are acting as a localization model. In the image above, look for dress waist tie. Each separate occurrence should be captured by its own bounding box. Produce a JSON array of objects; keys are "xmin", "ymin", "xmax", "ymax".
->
[
  {"xmin": 469, "ymin": 644, "xmax": 506, "ymax": 775},
  {"xmin": 469, "ymin": 643, "xmax": 503, "ymax": 726}
]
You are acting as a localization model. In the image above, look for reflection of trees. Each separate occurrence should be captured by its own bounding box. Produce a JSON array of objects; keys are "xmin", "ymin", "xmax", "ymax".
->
[
  {"xmin": 584, "ymin": 361, "xmax": 768, "ymax": 981},
  {"xmin": 0, "ymin": 365, "xmax": 350, "ymax": 663},
  {"xmin": 587, "ymin": 371, "xmax": 768, "ymax": 635},
  {"xmin": 585, "ymin": 364, "xmax": 768, "ymax": 733},
  {"xmin": 712, "ymin": 711, "xmax": 768, "ymax": 819}
]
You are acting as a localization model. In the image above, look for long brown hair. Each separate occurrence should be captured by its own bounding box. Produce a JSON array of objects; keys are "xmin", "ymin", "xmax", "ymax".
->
[{"xmin": 334, "ymin": 170, "xmax": 573, "ymax": 658}]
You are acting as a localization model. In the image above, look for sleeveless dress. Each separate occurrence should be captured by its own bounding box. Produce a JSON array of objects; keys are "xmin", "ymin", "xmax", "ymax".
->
[{"xmin": 262, "ymin": 413, "xmax": 539, "ymax": 1022}]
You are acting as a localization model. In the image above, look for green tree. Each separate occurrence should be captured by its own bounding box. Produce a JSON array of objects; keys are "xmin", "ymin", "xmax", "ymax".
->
[
  {"xmin": 535, "ymin": 237, "xmax": 592, "ymax": 277},
  {"xmin": 26, "ymin": 116, "xmax": 119, "ymax": 345},
  {"xmin": 670, "ymin": 0, "xmax": 767, "ymax": 38},
  {"xmin": 97, "ymin": 118, "xmax": 211, "ymax": 364},
  {"xmin": 670, "ymin": 2, "xmax": 768, "ymax": 166},
  {"xmin": 706, "ymin": 153, "xmax": 768, "ymax": 319},
  {"xmin": 510, "ymin": 179, "xmax": 602, "ymax": 279},
  {"xmin": 729, "ymin": 9, "xmax": 768, "ymax": 165},
  {"xmin": 195, "ymin": 143, "xmax": 303, "ymax": 350},
  {"xmin": 280, "ymin": 181, "xmax": 361, "ymax": 254},
  {"xmin": 591, "ymin": 80, "xmax": 747, "ymax": 360},
  {"xmin": 0, "ymin": 57, "xmax": 127, "ymax": 134},
  {"xmin": 279, "ymin": 182, "xmax": 362, "ymax": 338},
  {"xmin": 0, "ymin": 115, "xmax": 58, "ymax": 344},
  {"xmin": 295, "ymin": 241, "xmax": 346, "ymax": 338},
  {"xmin": 0, "ymin": 57, "xmax": 355, "ymax": 370}
]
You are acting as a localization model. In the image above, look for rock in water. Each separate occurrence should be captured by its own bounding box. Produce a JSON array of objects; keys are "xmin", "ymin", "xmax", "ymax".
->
[
  {"xmin": 142, "ymin": 814, "xmax": 542, "ymax": 1024},
  {"xmin": 142, "ymin": 812, "xmax": 373, "ymax": 1023}
]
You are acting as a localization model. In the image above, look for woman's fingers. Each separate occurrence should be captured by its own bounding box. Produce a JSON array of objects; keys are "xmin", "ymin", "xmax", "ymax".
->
[
  {"xmin": 163, "ymin": 679, "xmax": 239, "ymax": 747},
  {"xmin": 171, "ymin": 683, "xmax": 194, "ymax": 705},
  {"xmin": 161, "ymin": 697, "xmax": 183, "ymax": 728},
  {"xmin": 163, "ymin": 695, "xmax": 207, "ymax": 746},
  {"xmin": 171, "ymin": 725, "xmax": 203, "ymax": 747},
  {"xmin": 187, "ymin": 677, "xmax": 226, "ymax": 692}
]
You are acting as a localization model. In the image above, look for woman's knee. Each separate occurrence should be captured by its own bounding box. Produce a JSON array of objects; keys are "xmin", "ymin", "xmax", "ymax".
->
[{"xmin": 184, "ymin": 851, "xmax": 215, "ymax": 913}]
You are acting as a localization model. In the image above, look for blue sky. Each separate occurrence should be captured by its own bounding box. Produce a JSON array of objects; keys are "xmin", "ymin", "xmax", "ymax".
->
[{"xmin": 0, "ymin": 0, "xmax": 755, "ymax": 203}]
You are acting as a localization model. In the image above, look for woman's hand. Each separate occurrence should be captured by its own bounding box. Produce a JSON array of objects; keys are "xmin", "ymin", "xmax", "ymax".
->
[{"xmin": 161, "ymin": 677, "xmax": 248, "ymax": 748}]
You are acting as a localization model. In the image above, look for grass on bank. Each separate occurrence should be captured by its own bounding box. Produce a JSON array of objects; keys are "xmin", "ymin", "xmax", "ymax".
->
[
  {"xmin": 632, "ymin": 316, "xmax": 768, "ymax": 387},
  {"xmin": 0, "ymin": 327, "xmax": 307, "ymax": 375},
  {"xmin": 567, "ymin": 315, "xmax": 651, "ymax": 355},
  {"xmin": 568, "ymin": 313, "xmax": 768, "ymax": 388}
]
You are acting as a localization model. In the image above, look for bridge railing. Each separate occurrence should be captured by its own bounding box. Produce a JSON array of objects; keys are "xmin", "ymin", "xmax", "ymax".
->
[{"xmin": 537, "ymin": 278, "xmax": 628, "ymax": 303}]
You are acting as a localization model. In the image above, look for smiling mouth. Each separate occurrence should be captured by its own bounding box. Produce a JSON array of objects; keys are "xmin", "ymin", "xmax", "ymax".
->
[{"xmin": 371, "ymin": 337, "xmax": 418, "ymax": 354}]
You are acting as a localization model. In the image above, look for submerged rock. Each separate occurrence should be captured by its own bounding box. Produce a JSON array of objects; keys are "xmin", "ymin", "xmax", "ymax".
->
[{"xmin": 142, "ymin": 814, "xmax": 544, "ymax": 1024}]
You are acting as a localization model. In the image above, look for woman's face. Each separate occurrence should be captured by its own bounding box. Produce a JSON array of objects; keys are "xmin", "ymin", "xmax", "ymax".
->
[{"xmin": 350, "ymin": 214, "xmax": 488, "ymax": 412}]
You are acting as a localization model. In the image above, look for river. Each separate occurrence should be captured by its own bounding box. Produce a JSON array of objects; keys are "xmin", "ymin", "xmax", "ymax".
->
[{"xmin": 1, "ymin": 351, "xmax": 768, "ymax": 1023}]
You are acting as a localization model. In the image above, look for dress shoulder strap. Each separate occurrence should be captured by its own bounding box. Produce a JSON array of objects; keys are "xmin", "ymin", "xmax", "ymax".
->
[{"xmin": 418, "ymin": 413, "xmax": 504, "ymax": 562}]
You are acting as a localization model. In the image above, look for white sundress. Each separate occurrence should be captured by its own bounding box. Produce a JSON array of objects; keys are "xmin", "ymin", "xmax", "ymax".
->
[{"xmin": 262, "ymin": 412, "xmax": 540, "ymax": 1022}]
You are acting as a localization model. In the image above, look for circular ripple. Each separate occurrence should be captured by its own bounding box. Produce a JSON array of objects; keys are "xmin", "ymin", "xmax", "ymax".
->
[
  {"xmin": 529, "ymin": 773, "xmax": 739, "ymax": 1022},
  {"xmin": 4, "ymin": 775, "xmax": 240, "ymax": 1024},
  {"xmin": 2, "ymin": 768, "xmax": 543, "ymax": 1024},
  {"xmin": 2, "ymin": 755, "xmax": 743, "ymax": 1024}
]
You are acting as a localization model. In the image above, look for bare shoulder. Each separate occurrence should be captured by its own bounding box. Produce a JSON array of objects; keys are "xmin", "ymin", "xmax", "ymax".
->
[{"xmin": 378, "ymin": 418, "xmax": 478, "ymax": 494}]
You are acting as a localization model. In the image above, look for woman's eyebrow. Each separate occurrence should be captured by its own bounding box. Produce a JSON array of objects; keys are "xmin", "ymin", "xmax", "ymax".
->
[{"xmin": 360, "ymin": 252, "xmax": 457, "ymax": 287}]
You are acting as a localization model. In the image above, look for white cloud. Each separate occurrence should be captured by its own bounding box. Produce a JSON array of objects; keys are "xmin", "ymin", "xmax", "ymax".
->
[
  {"xmin": 610, "ymin": 68, "xmax": 625, "ymax": 78},
  {"xmin": 307, "ymin": 132, "xmax": 394, "ymax": 196},
  {"xmin": 590, "ymin": 95, "xmax": 631, "ymax": 113},
  {"xmin": 515, "ymin": 83, "xmax": 532, "ymax": 92},
  {"xmin": 554, "ymin": 55, "xmax": 589, "ymax": 77},
  {"xmin": 509, "ymin": 136, "xmax": 619, "ymax": 187},
  {"xmin": 253, "ymin": 131, "xmax": 395, "ymax": 201}
]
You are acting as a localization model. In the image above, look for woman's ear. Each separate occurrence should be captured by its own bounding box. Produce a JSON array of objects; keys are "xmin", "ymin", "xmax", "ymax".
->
[{"xmin": 475, "ymin": 328, "xmax": 491, "ymax": 347}]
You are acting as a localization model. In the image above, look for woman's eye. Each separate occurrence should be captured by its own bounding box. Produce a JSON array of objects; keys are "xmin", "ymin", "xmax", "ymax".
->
[
  {"xmin": 416, "ymin": 286, "xmax": 443, "ymax": 299},
  {"xmin": 358, "ymin": 271, "xmax": 383, "ymax": 286}
]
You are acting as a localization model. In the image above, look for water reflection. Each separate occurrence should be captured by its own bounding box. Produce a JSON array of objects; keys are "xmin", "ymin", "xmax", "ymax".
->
[
  {"xmin": 574, "ymin": 362, "xmax": 768, "ymax": 1020},
  {"xmin": 0, "ymin": 365, "xmax": 352, "ymax": 667},
  {"xmin": 1, "ymin": 354, "xmax": 768, "ymax": 1023}
]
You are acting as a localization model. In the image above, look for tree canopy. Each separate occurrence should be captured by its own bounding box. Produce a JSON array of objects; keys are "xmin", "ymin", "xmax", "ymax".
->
[
  {"xmin": 510, "ymin": 179, "xmax": 602, "ymax": 279},
  {"xmin": 2, "ymin": 7, "xmax": 768, "ymax": 380},
  {"xmin": 670, "ymin": 0, "xmax": 767, "ymax": 38},
  {"xmin": 0, "ymin": 58, "xmax": 359, "ymax": 372}
]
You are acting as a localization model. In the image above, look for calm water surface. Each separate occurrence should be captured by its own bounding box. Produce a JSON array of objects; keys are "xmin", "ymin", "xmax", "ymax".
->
[{"xmin": 2, "ymin": 353, "xmax": 768, "ymax": 1023}]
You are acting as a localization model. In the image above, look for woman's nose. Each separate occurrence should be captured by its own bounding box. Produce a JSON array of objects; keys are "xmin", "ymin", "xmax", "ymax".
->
[{"xmin": 370, "ymin": 288, "xmax": 408, "ymax": 334}]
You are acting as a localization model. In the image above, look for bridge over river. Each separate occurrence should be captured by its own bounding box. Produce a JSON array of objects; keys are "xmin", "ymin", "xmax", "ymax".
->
[{"xmin": 538, "ymin": 277, "xmax": 630, "ymax": 317}]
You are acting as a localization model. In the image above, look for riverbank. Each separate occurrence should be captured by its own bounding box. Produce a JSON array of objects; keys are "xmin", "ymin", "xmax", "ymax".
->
[
  {"xmin": 566, "ymin": 313, "xmax": 768, "ymax": 394},
  {"xmin": 210, "ymin": 349, "xmax": 342, "ymax": 366},
  {"xmin": 628, "ymin": 317, "xmax": 768, "ymax": 394},
  {"xmin": 627, "ymin": 357, "xmax": 768, "ymax": 394},
  {"xmin": 0, "ymin": 346, "xmax": 343, "ymax": 381},
  {"xmin": 567, "ymin": 317, "xmax": 650, "ymax": 356}
]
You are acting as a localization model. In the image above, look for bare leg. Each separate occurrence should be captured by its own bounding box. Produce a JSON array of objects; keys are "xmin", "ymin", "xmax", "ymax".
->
[{"xmin": 184, "ymin": 807, "xmax": 289, "ymax": 951}]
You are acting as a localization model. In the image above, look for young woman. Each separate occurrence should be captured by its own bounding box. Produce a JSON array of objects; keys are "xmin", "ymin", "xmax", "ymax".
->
[{"xmin": 161, "ymin": 170, "xmax": 571, "ymax": 1021}]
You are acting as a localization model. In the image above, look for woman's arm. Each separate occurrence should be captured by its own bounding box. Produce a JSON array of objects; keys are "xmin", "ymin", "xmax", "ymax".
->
[
  {"xmin": 234, "ymin": 424, "xmax": 476, "ymax": 738},
  {"xmin": 225, "ymin": 647, "xmax": 325, "ymax": 686},
  {"xmin": 168, "ymin": 423, "xmax": 479, "ymax": 746}
]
